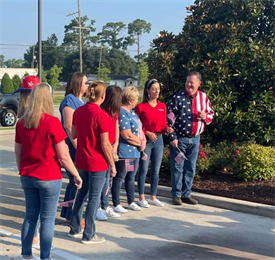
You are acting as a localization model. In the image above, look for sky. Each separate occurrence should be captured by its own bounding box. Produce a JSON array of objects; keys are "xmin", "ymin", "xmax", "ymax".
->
[{"xmin": 0, "ymin": 0, "xmax": 194, "ymax": 61}]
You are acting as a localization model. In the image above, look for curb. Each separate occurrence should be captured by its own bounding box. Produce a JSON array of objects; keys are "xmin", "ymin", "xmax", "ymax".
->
[
  {"xmin": 0, "ymin": 129, "xmax": 15, "ymax": 135},
  {"xmin": 138, "ymin": 182, "xmax": 275, "ymax": 219}
]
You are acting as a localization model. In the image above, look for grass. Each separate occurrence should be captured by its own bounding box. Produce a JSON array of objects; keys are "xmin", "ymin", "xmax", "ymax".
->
[
  {"xmin": 53, "ymin": 91, "xmax": 65, "ymax": 105},
  {"xmin": 0, "ymin": 126, "xmax": 15, "ymax": 130}
]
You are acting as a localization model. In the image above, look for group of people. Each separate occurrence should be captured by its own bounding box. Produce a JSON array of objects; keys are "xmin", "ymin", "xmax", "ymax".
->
[{"xmin": 14, "ymin": 71, "xmax": 213, "ymax": 260}]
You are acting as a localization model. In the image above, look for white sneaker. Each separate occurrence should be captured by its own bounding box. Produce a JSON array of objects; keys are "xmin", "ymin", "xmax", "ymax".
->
[
  {"xmin": 113, "ymin": 204, "xmax": 128, "ymax": 213},
  {"xmin": 137, "ymin": 199, "xmax": 150, "ymax": 208},
  {"xmin": 128, "ymin": 202, "xmax": 141, "ymax": 211},
  {"xmin": 103, "ymin": 206, "xmax": 121, "ymax": 218},
  {"xmin": 96, "ymin": 208, "xmax": 108, "ymax": 221},
  {"xmin": 148, "ymin": 198, "xmax": 165, "ymax": 207}
]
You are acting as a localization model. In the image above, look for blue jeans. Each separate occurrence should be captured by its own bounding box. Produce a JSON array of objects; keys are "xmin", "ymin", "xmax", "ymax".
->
[
  {"xmin": 111, "ymin": 159, "xmax": 139, "ymax": 206},
  {"xmin": 99, "ymin": 168, "xmax": 110, "ymax": 209},
  {"xmin": 70, "ymin": 169, "xmax": 106, "ymax": 241},
  {"xmin": 61, "ymin": 144, "xmax": 76, "ymax": 220},
  {"xmin": 138, "ymin": 135, "xmax": 164, "ymax": 196},
  {"xmin": 20, "ymin": 176, "xmax": 61, "ymax": 260},
  {"xmin": 170, "ymin": 135, "xmax": 200, "ymax": 198},
  {"xmin": 60, "ymin": 169, "xmax": 77, "ymax": 220}
]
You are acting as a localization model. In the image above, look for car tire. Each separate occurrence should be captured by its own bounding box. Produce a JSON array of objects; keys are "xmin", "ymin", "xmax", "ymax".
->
[{"xmin": 1, "ymin": 109, "xmax": 17, "ymax": 127}]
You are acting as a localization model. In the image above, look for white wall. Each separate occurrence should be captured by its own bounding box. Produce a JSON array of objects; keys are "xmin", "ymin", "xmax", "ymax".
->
[{"xmin": 0, "ymin": 68, "xmax": 38, "ymax": 82}]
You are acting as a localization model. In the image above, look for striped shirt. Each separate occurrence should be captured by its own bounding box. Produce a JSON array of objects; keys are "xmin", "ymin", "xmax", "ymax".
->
[{"xmin": 167, "ymin": 90, "xmax": 214, "ymax": 141}]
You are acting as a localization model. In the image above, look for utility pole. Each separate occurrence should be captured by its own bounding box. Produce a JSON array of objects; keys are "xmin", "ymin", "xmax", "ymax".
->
[
  {"xmin": 78, "ymin": 0, "xmax": 82, "ymax": 72},
  {"xmin": 98, "ymin": 46, "xmax": 108, "ymax": 71},
  {"xmin": 38, "ymin": 0, "xmax": 42, "ymax": 80},
  {"xmin": 67, "ymin": 0, "xmax": 90, "ymax": 73}
]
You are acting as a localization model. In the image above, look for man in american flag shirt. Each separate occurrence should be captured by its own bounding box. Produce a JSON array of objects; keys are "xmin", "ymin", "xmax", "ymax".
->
[{"xmin": 167, "ymin": 71, "xmax": 214, "ymax": 206}]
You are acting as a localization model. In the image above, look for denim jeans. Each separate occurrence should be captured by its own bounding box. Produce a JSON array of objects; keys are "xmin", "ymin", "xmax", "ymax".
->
[
  {"xmin": 170, "ymin": 135, "xmax": 200, "ymax": 198},
  {"xmin": 111, "ymin": 159, "xmax": 139, "ymax": 206},
  {"xmin": 60, "ymin": 169, "xmax": 77, "ymax": 220},
  {"xmin": 99, "ymin": 168, "xmax": 111, "ymax": 209},
  {"xmin": 61, "ymin": 145, "xmax": 76, "ymax": 220},
  {"xmin": 20, "ymin": 176, "xmax": 62, "ymax": 260},
  {"xmin": 70, "ymin": 169, "xmax": 106, "ymax": 241},
  {"xmin": 137, "ymin": 135, "xmax": 164, "ymax": 196}
]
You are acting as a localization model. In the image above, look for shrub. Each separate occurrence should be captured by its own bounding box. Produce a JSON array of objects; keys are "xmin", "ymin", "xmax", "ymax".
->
[
  {"xmin": 1, "ymin": 73, "xmax": 14, "ymax": 93},
  {"xmin": 12, "ymin": 74, "xmax": 21, "ymax": 92},
  {"xmin": 232, "ymin": 144, "xmax": 275, "ymax": 181},
  {"xmin": 196, "ymin": 143, "xmax": 211, "ymax": 178}
]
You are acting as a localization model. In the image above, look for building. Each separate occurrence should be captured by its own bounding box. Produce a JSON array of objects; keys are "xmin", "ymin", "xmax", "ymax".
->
[
  {"xmin": 87, "ymin": 74, "xmax": 138, "ymax": 89},
  {"xmin": 0, "ymin": 68, "xmax": 38, "ymax": 84}
]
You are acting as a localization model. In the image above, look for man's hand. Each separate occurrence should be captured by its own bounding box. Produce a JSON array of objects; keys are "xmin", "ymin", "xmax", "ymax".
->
[
  {"xmin": 74, "ymin": 175, "xmax": 83, "ymax": 189},
  {"xmin": 146, "ymin": 131, "xmax": 157, "ymax": 142},
  {"xmin": 111, "ymin": 165, "xmax": 117, "ymax": 177},
  {"xmin": 198, "ymin": 111, "xmax": 206, "ymax": 120},
  {"xmin": 170, "ymin": 139, "xmax": 178, "ymax": 147}
]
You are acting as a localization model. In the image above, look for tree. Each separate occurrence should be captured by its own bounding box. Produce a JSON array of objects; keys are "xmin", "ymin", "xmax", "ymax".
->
[
  {"xmin": 149, "ymin": 0, "xmax": 275, "ymax": 145},
  {"xmin": 128, "ymin": 19, "xmax": 152, "ymax": 62},
  {"xmin": 63, "ymin": 16, "xmax": 98, "ymax": 49},
  {"xmin": 47, "ymin": 65, "xmax": 62, "ymax": 89},
  {"xmin": 24, "ymin": 34, "xmax": 64, "ymax": 70},
  {"xmin": 12, "ymin": 74, "xmax": 21, "ymax": 92},
  {"xmin": 98, "ymin": 22, "xmax": 131, "ymax": 50},
  {"xmin": 0, "ymin": 55, "xmax": 5, "ymax": 67},
  {"xmin": 4, "ymin": 59, "xmax": 24, "ymax": 68},
  {"xmin": 137, "ymin": 61, "xmax": 149, "ymax": 88},
  {"xmin": 98, "ymin": 64, "xmax": 111, "ymax": 85},
  {"xmin": 1, "ymin": 73, "xmax": 14, "ymax": 93}
]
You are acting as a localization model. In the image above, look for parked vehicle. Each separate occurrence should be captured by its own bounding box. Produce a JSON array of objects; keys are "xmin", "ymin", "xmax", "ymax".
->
[{"xmin": 0, "ymin": 93, "xmax": 19, "ymax": 126}]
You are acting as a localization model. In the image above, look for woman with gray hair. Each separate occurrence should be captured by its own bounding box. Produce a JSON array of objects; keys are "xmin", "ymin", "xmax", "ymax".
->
[{"xmin": 111, "ymin": 86, "xmax": 146, "ymax": 213}]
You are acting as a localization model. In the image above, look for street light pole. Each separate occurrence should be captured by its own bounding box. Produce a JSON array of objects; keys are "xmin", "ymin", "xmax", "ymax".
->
[{"xmin": 38, "ymin": 0, "xmax": 42, "ymax": 80}]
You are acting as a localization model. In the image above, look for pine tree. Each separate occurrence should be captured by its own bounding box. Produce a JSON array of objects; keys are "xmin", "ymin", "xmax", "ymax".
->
[{"xmin": 1, "ymin": 73, "xmax": 14, "ymax": 93}]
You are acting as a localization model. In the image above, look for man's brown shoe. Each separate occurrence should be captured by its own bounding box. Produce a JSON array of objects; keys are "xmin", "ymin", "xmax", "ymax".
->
[
  {"xmin": 172, "ymin": 197, "xmax": 182, "ymax": 205},
  {"xmin": 181, "ymin": 197, "xmax": 198, "ymax": 205}
]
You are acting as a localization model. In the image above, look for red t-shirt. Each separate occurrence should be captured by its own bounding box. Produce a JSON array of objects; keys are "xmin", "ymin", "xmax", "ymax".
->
[
  {"xmin": 107, "ymin": 113, "xmax": 118, "ymax": 144},
  {"xmin": 15, "ymin": 114, "xmax": 67, "ymax": 181},
  {"xmin": 135, "ymin": 101, "xmax": 168, "ymax": 134},
  {"xmin": 73, "ymin": 102, "xmax": 110, "ymax": 172}
]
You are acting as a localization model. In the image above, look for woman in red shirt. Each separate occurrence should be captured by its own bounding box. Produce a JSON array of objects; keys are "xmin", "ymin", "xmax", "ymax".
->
[
  {"xmin": 15, "ymin": 83, "xmax": 82, "ymax": 260},
  {"xmin": 95, "ymin": 85, "xmax": 122, "ymax": 220},
  {"xmin": 135, "ymin": 79, "xmax": 173, "ymax": 208},
  {"xmin": 69, "ymin": 81, "xmax": 116, "ymax": 244}
]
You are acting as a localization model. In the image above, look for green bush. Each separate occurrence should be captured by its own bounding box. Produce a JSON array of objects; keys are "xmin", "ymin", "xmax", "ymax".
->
[
  {"xmin": 232, "ymin": 144, "xmax": 275, "ymax": 181},
  {"xmin": 1, "ymin": 73, "xmax": 14, "ymax": 93},
  {"xmin": 196, "ymin": 143, "xmax": 211, "ymax": 178},
  {"xmin": 12, "ymin": 74, "xmax": 21, "ymax": 92}
]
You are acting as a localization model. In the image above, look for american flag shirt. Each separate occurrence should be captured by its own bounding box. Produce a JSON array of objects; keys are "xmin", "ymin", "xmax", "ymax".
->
[{"xmin": 167, "ymin": 90, "xmax": 214, "ymax": 141}]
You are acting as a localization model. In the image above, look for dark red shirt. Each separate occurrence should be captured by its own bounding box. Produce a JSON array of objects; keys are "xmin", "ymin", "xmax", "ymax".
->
[
  {"xmin": 106, "ymin": 113, "xmax": 118, "ymax": 144},
  {"xmin": 73, "ymin": 102, "xmax": 110, "ymax": 172},
  {"xmin": 15, "ymin": 114, "xmax": 67, "ymax": 181},
  {"xmin": 135, "ymin": 101, "xmax": 168, "ymax": 134}
]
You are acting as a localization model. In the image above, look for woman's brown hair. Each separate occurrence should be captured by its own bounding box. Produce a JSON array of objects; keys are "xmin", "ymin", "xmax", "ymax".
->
[
  {"xmin": 87, "ymin": 81, "xmax": 106, "ymax": 102},
  {"xmin": 143, "ymin": 79, "xmax": 159, "ymax": 103},
  {"xmin": 101, "ymin": 85, "xmax": 122, "ymax": 119},
  {"xmin": 65, "ymin": 72, "xmax": 86, "ymax": 97},
  {"xmin": 18, "ymin": 91, "xmax": 31, "ymax": 117}
]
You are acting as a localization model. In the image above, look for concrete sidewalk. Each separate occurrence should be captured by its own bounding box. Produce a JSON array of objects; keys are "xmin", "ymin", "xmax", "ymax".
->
[{"xmin": 0, "ymin": 169, "xmax": 275, "ymax": 260}]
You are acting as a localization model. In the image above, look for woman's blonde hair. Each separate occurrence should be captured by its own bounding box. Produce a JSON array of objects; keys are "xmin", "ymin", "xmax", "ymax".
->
[
  {"xmin": 24, "ymin": 83, "xmax": 53, "ymax": 129},
  {"xmin": 122, "ymin": 86, "xmax": 139, "ymax": 105},
  {"xmin": 88, "ymin": 80, "xmax": 106, "ymax": 102},
  {"xmin": 18, "ymin": 91, "xmax": 31, "ymax": 117}
]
